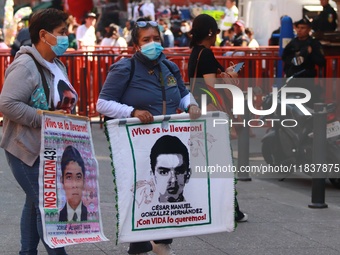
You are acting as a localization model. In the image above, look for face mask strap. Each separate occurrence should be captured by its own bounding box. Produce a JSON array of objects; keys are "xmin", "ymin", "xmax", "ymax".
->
[{"xmin": 43, "ymin": 31, "xmax": 57, "ymax": 47}]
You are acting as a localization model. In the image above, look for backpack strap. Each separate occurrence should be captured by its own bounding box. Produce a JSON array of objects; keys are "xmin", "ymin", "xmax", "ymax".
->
[
  {"xmin": 26, "ymin": 53, "xmax": 55, "ymax": 110},
  {"xmin": 127, "ymin": 57, "xmax": 135, "ymax": 86},
  {"xmin": 161, "ymin": 59, "xmax": 175, "ymax": 75},
  {"xmin": 191, "ymin": 48, "xmax": 205, "ymax": 94},
  {"xmin": 104, "ymin": 57, "xmax": 175, "ymax": 121},
  {"xmin": 104, "ymin": 57, "xmax": 135, "ymax": 122}
]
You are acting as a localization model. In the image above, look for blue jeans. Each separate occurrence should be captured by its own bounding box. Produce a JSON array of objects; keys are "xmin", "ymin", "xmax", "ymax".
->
[{"xmin": 5, "ymin": 151, "xmax": 67, "ymax": 255}]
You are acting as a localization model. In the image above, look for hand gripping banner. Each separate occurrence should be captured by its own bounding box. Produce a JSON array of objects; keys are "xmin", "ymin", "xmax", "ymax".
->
[
  {"xmin": 39, "ymin": 112, "xmax": 108, "ymax": 248},
  {"xmin": 105, "ymin": 112, "xmax": 235, "ymax": 243}
]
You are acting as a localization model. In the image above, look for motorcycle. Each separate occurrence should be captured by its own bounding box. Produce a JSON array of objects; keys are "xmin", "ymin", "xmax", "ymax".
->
[{"xmin": 261, "ymin": 71, "xmax": 340, "ymax": 188}]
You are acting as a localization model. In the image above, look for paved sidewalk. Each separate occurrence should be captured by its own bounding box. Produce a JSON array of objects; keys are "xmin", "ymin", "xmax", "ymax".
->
[{"xmin": 1, "ymin": 125, "xmax": 339, "ymax": 255}]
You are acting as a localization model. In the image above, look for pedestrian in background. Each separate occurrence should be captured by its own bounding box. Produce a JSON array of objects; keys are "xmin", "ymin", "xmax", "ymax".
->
[
  {"xmin": 282, "ymin": 18, "xmax": 326, "ymax": 78},
  {"xmin": 220, "ymin": 0, "xmax": 238, "ymax": 34},
  {"xmin": 0, "ymin": 8, "xmax": 77, "ymax": 255},
  {"xmin": 231, "ymin": 20, "xmax": 249, "ymax": 46},
  {"xmin": 179, "ymin": 20, "xmax": 191, "ymax": 47},
  {"xmin": 245, "ymin": 27, "xmax": 259, "ymax": 47},
  {"xmin": 123, "ymin": 20, "xmax": 134, "ymax": 46},
  {"xmin": 100, "ymin": 23, "xmax": 126, "ymax": 47},
  {"xmin": 76, "ymin": 12, "xmax": 97, "ymax": 50},
  {"xmin": 66, "ymin": 15, "xmax": 79, "ymax": 50},
  {"xmin": 220, "ymin": 26, "xmax": 235, "ymax": 46},
  {"xmin": 312, "ymin": 0, "xmax": 338, "ymax": 32},
  {"xmin": 10, "ymin": 15, "xmax": 32, "ymax": 56},
  {"xmin": 162, "ymin": 20, "xmax": 175, "ymax": 47}
]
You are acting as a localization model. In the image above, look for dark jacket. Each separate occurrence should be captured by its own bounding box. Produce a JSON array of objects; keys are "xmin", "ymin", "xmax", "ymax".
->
[
  {"xmin": 312, "ymin": 4, "xmax": 338, "ymax": 32},
  {"xmin": 282, "ymin": 36, "xmax": 325, "ymax": 78},
  {"xmin": 59, "ymin": 203, "xmax": 88, "ymax": 222},
  {"xmin": 232, "ymin": 32, "xmax": 250, "ymax": 46},
  {"xmin": 11, "ymin": 28, "xmax": 31, "ymax": 56}
]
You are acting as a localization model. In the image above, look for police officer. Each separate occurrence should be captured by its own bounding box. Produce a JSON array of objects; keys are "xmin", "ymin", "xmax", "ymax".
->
[
  {"xmin": 283, "ymin": 18, "xmax": 326, "ymax": 77},
  {"xmin": 312, "ymin": 0, "xmax": 338, "ymax": 32},
  {"xmin": 282, "ymin": 18, "xmax": 326, "ymax": 105}
]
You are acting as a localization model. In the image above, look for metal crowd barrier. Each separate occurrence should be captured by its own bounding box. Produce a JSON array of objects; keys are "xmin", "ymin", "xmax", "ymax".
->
[
  {"xmin": 59, "ymin": 52, "xmax": 127, "ymax": 119},
  {"xmin": 0, "ymin": 49, "xmax": 13, "ymax": 88},
  {"xmin": 1, "ymin": 47, "xmax": 340, "ymax": 121},
  {"xmin": 211, "ymin": 46, "xmax": 280, "ymax": 56}
]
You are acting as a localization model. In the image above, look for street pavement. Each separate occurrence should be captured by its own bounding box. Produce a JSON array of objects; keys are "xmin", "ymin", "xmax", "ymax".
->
[{"xmin": 1, "ymin": 124, "xmax": 340, "ymax": 255}]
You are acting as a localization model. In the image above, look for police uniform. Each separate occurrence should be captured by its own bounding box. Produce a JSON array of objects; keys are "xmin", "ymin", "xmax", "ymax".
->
[
  {"xmin": 282, "ymin": 18, "xmax": 326, "ymax": 106},
  {"xmin": 312, "ymin": 3, "xmax": 338, "ymax": 32},
  {"xmin": 282, "ymin": 19, "xmax": 326, "ymax": 78},
  {"xmin": 282, "ymin": 36, "xmax": 325, "ymax": 78}
]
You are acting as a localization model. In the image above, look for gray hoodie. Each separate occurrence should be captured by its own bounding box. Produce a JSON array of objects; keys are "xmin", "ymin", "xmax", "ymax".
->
[{"xmin": 0, "ymin": 45, "xmax": 70, "ymax": 166}]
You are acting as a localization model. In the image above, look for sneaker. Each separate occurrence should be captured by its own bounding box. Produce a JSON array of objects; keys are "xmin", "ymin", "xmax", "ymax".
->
[
  {"xmin": 133, "ymin": 253, "xmax": 149, "ymax": 255},
  {"xmin": 236, "ymin": 213, "xmax": 248, "ymax": 222},
  {"xmin": 151, "ymin": 241, "xmax": 176, "ymax": 255}
]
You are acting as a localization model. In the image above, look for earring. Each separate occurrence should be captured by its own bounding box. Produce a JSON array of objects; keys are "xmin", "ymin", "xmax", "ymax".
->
[{"xmin": 208, "ymin": 32, "xmax": 212, "ymax": 37}]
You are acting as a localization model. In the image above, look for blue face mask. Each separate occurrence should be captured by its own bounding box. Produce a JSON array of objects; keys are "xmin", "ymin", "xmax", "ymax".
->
[
  {"xmin": 46, "ymin": 32, "xmax": 69, "ymax": 56},
  {"xmin": 140, "ymin": 41, "xmax": 164, "ymax": 60},
  {"xmin": 158, "ymin": 25, "xmax": 165, "ymax": 33}
]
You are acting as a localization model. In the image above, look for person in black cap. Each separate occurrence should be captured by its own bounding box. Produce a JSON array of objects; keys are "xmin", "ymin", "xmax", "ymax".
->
[
  {"xmin": 231, "ymin": 20, "xmax": 250, "ymax": 46},
  {"xmin": 76, "ymin": 12, "xmax": 97, "ymax": 49},
  {"xmin": 282, "ymin": 18, "xmax": 326, "ymax": 106},
  {"xmin": 311, "ymin": 0, "xmax": 337, "ymax": 32}
]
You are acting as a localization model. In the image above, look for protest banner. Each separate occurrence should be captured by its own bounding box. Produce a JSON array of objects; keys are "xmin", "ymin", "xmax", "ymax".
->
[
  {"xmin": 106, "ymin": 111, "xmax": 235, "ymax": 243},
  {"xmin": 39, "ymin": 112, "xmax": 108, "ymax": 248}
]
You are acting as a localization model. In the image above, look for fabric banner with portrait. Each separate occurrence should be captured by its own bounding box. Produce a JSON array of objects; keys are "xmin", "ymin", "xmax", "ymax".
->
[
  {"xmin": 39, "ymin": 112, "xmax": 108, "ymax": 248},
  {"xmin": 106, "ymin": 112, "xmax": 235, "ymax": 243}
]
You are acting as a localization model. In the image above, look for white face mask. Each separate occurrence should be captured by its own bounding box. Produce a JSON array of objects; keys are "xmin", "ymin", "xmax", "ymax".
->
[{"xmin": 180, "ymin": 26, "xmax": 188, "ymax": 33}]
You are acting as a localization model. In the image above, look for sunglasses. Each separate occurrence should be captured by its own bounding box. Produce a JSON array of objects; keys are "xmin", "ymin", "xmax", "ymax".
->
[{"xmin": 136, "ymin": 21, "xmax": 158, "ymax": 28}]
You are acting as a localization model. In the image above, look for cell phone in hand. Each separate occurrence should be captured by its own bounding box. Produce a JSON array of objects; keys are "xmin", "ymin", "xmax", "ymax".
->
[{"xmin": 233, "ymin": 62, "xmax": 244, "ymax": 73}]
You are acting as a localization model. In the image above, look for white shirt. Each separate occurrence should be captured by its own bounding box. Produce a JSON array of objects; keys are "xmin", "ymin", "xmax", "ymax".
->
[
  {"xmin": 100, "ymin": 37, "xmax": 127, "ymax": 48},
  {"xmin": 76, "ymin": 24, "xmax": 96, "ymax": 49},
  {"xmin": 140, "ymin": 2, "xmax": 155, "ymax": 21},
  {"xmin": 111, "ymin": 37, "xmax": 128, "ymax": 47},
  {"xmin": 220, "ymin": 5, "xmax": 238, "ymax": 31},
  {"xmin": 248, "ymin": 38, "xmax": 260, "ymax": 48},
  {"xmin": 100, "ymin": 37, "xmax": 114, "ymax": 46},
  {"xmin": 66, "ymin": 202, "xmax": 83, "ymax": 222}
]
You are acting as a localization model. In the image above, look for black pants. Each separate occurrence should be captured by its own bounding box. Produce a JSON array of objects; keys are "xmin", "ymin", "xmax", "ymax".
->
[
  {"xmin": 235, "ymin": 196, "xmax": 245, "ymax": 221},
  {"xmin": 128, "ymin": 239, "xmax": 172, "ymax": 254}
]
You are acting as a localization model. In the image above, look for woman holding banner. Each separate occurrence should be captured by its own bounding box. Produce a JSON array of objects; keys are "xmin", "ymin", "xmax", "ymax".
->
[
  {"xmin": 97, "ymin": 17, "xmax": 200, "ymax": 255},
  {"xmin": 0, "ymin": 8, "xmax": 77, "ymax": 255},
  {"xmin": 188, "ymin": 14, "xmax": 248, "ymax": 223}
]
